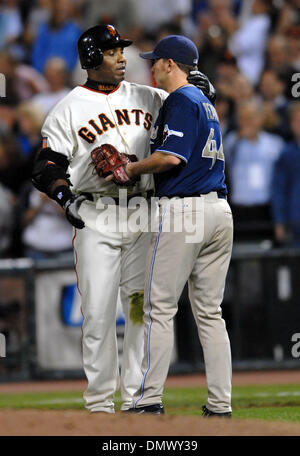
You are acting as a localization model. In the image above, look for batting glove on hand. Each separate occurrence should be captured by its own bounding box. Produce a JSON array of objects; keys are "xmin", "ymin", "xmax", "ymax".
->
[
  {"xmin": 53, "ymin": 185, "xmax": 91, "ymax": 229},
  {"xmin": 187, "ymin": 71, "xmax": 216, "ymax": 105},
  {"xmin": 63, "ymin": 194, "xmax": 90, "ymax": 229}
]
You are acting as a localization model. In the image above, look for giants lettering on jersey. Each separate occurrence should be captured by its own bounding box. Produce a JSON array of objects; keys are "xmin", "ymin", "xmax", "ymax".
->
[{"xmin": 78, "ymin": 109, "xmax": 153, "ymax": 144}]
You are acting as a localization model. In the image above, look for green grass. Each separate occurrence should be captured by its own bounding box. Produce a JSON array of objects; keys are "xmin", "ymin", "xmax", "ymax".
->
[{"xmin": 0, "ymin": 384, "xmax": 300, "ymax": 423}]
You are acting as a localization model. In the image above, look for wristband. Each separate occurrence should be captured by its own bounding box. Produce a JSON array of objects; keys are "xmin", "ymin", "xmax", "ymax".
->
[{"xmin": 52, "ymin": 185, "xmax": 73, "ymax": 207}]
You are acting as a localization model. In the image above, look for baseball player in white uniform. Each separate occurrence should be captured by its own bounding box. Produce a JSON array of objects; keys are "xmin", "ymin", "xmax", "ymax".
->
[{"xmin": 31, "ymin": 24, "xmax": 216, "ymax": 413}]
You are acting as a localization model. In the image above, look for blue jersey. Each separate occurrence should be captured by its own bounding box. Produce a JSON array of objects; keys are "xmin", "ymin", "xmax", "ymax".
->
[{"xmin": 150, "ymin": 85, "xmax": 227, "ymax": 198}]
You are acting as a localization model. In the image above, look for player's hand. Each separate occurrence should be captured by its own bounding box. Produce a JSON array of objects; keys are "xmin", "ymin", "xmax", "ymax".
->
[
  {"xmin": 187, "ymin": 71, "xmax": 216, "ymax": 105},
  {"xmin": 91, "ymin": 143, "xmax": 138, "ymax": 178},
  {"xmin": 105, "ymin": 163, "xmax": 137, "ymax": 186},
  {"xmin": 63, "ymin": 194, "xmax": 90, "ymax": 229}
]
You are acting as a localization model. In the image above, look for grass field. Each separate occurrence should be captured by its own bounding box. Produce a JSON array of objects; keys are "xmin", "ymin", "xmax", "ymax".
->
[{"xmin": 0, "ymin": 384, "xmax": 300, "ymax": 423}]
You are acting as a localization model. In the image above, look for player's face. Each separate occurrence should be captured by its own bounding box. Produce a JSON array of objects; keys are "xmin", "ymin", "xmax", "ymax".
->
[
  {"xmin": 96, "ymin": 47, "xmax": 126, "ymax": 84},
  {"xmin": 151, "ymin": 58, "xmax": 169, "ymax": 90}
]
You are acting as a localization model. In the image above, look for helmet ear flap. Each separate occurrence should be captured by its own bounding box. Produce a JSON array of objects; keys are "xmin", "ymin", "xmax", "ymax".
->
[
  {"xmin": 81, "ymin": 46, "xmax": 103, "ymax": 69},
  {"xmin": 90, "ymin": 47, "xmax": 103, "ymax": 68}
]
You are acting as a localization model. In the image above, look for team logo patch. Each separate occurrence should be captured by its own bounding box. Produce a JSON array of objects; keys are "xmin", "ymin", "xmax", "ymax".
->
[
  {"xmin": 150, "ymin": 125, "xmax": 158, "ymax": 144},
  {"xmin": 107, "ymin": 25, "xmax": 117, "ymax": 37},
  {"xmin": 163, "ymin": 124, "xmax": 184, "ymax": 144}
]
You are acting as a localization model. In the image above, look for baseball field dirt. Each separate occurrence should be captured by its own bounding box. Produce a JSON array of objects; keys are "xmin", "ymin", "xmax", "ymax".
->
[{"xmin": 0, "ymin": 370, "xmax": 299, "ymax": 436}]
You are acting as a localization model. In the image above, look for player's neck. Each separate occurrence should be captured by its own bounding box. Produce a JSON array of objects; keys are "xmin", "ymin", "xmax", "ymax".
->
[
  {"xmin": 84, "ymin": 78, "xmax": 119, "ymax": 93},
  {"xmin": 164, "ymin": 75, "xmax": 189, "ymax": 94}
]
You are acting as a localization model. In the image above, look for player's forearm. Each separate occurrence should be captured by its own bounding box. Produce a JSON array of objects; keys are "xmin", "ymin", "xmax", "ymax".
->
[
  {"xmin": 126, "ymin": 152, "xmax": 180, "ymax": 178},
  {"xmin": 50, "ymin": 179, "xmax": 70, "ymax": 195}
]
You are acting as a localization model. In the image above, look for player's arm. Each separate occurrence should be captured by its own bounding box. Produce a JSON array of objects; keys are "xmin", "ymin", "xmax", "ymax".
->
[
  {"xmin": 32, "ymin": 115, "xmax": 90, "ymax": 229},
  {"xmin": 127, "ymin": 152, "xmax": 181, "ymax": 177},
  {"xmin": 106, "ymin": 93, "xmax": 196, "ymax": 185},
  {"xmin": 32, "ymin": 146, "xmax": 90, "ymax": 229},
  {"xmin": 104, "ymin": 149, "xmax": 181, "ymax": 184}
]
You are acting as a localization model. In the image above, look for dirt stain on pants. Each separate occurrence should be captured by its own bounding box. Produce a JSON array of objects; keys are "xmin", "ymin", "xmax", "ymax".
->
[{"xmin": 129, "ymin": 291, "xmax": 144, "ymax": 324}]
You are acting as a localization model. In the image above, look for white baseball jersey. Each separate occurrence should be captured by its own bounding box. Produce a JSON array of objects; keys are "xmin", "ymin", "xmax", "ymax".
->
[{"xmin": 41, "ymin": 81, "xmax": 168, "ymax": 196}]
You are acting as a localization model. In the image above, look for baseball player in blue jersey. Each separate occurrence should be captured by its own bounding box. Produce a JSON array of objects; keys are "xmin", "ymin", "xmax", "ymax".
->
[{"xmin": 107, "ymin": 35, "xmax": 233, "ymax": 416}]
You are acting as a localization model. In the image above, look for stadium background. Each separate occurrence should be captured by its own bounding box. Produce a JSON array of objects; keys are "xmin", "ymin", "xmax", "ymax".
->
[{"xmin": 0, "ymin": 0, "xmax": 300, "ymax": 436}]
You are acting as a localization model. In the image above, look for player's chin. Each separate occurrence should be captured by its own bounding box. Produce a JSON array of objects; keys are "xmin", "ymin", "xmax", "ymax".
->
[
  {"xmin": 114, "ymin": 68, "xmax": 126, "ymax": 80},
  {"xmin": 114, "ymin": 73, "xmax": 125, "ymax": 83}
]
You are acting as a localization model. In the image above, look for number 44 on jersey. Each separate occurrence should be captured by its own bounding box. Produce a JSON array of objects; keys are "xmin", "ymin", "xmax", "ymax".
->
[{"xmin": 202, "ymin": 127, "xmax": 225, "ymax": 169}]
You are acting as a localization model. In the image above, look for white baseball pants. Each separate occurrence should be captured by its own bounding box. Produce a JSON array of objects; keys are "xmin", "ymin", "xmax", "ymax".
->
[{"xmin": 74, "ymin": 199, "xmax": 152, "ymax": 413}]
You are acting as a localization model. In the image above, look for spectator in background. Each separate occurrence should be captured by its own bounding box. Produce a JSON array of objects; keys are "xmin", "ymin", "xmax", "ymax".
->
[
  {"xmin": 82, "ymin": 0, "xmax": 140, "ymax": 35},
  {"xmin": 214, "ymin": 51, "xmax": 239, "ymax": 93},
  {"xmin": 124, "ymin": 44, "xmax": 153, "ymax": 86},
  {"xmin": 266, "ymin": 34, "xmax": 292, "ymax": 76},
  {"xmin": 0, "ymin": 50, "xmax": 49, "ymax": 103},
  {"xmin": 230, "ymin": 73, "xmax": 257, "ymax": 106},
  {"xmin": 271, "ymin": 102, "xmax": 300, "ymax": 246},
  {"xmin": 13, "ymin": 59, "xmax": 49, "ymax": 102},
  {"xmin": 26, "ymin": 0, "xmax": 52, "ymax": 41},
  {"xmin": 285, "ymin": 25, "xmax": 300, "ymax": 72},
  {"xmin": 258, "ymin": 69, "xmax": 290, "ymax": 140},
  {"xmin": 195, "ymin": 0, "xmax": 234, "ymax": 79},
  {"xmin": 0, "ymin": 133, "xmax": 26, "ymax": 195},
  {"xmin": 19, "ymin": 184, "xmax": 73, "ymax": 260},
  {"xmin": 215, "ymin": 94, "xmax": 234, "ymax": 138},
  {"xmin": 0, "ymin": 51, "xmax": 20, "ymax": 106},
  {"xmin": 0, "ymin": 182, "xmax": 15, "ymax": 258},
  {"xmin": 275, "ymin": 0, "xmax": 300, "ymax": 35},
  {"xmin": 31, "ymin": 57, "xmax": 70, "ymax": 114},
  {"xmin": 32, "ymin": 0, "xmax": 81, "ymax": 74},
  {"xmin": 136, "ymin": 0, "xmax": 192, "ymax": 35},
  {"xmin": 16, "ymin": 101, "xmax": 45, "ymax": 176},
  {"xmin": 224, "ymin": 100, "xmax": 284, "ymax": 241},
  {"xmin": 265, "ymin": 34, "xmax": 296, "ymax": 100},
  {"xmin": 125, "ymin": 22, "xmax": 185, "ymax": 87},
  {"xmin": 10, "ymin": 1, "xmax": 52, "ymax": 64},
  {"xmin": 0, "ymin": 0, "xmax": 22, "ymax": 49},
  {"xmin": 216, "ymin": 71, "xmax": 258, "ymax": 132},
  {"xmin": 222, "ymin": 0, "xmax": 272, "ymax": 85}
]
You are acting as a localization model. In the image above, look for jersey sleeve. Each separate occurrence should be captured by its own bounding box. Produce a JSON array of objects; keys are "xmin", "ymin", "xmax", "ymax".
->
[
  {"xmin": 155, "ymin": 92, "xmax": 198, "ymax": 163},
  {"xmin": 41, "ymin": 113, "xmax": 74, "ymax": 161}
]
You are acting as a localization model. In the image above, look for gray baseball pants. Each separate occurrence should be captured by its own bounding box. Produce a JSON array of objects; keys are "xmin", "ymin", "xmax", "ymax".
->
[{"xmin": 133, "ymin": 192, "xmax": 233, "ymax": 413}]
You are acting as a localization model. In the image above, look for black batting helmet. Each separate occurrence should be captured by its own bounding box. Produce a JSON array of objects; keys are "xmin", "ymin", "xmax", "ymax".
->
[{"xmin": 77, "ymin": 24, "xmax": 132, "ymax": 69}]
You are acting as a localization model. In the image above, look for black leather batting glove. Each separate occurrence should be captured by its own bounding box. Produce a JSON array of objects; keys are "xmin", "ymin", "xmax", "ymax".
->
[
  {"xmin": 187, "ymin": 71, "xmax": 216, "ymax": 105},
  {"xmin": 52, "ymin": 186, "xmax": 91, "ymax": 229},
  {"xmin": 64, "ymin": 194, "xmax": 88, "ymax": 229}
]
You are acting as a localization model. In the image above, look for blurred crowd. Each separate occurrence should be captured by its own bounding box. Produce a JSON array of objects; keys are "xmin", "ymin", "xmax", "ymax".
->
[{"xmin": 0, "ymin": 0, "xmax": 300, "ymax": 260}]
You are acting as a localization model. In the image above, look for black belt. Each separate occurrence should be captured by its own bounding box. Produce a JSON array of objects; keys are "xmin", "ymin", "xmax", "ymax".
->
[
  {"xmin": 82, "ymin": 190, "xmax": 154, "ymax": 205},
  {"xmin": 163, "ymin": 192, "xmax": 227, "ymax": 200}
]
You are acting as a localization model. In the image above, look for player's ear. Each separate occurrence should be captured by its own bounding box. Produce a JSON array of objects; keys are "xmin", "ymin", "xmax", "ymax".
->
[{"xmin": 167, "ymin": 59, "xmax": 175, "ymax": 72}]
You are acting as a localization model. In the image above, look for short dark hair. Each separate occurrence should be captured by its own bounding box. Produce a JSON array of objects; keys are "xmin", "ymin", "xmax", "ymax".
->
[{"xmin": 175, "ymin": 61, "xmax": 197, "ymax": 75}]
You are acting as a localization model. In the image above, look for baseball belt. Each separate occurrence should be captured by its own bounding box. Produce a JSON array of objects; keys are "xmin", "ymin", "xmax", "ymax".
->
[
  {"xmin": 80, "ymin": 190, "xmax": 154, "ymax": 205},
  {"xmin": 167, "ymin": 191, "xmax": 227, "ymax": 200}
]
